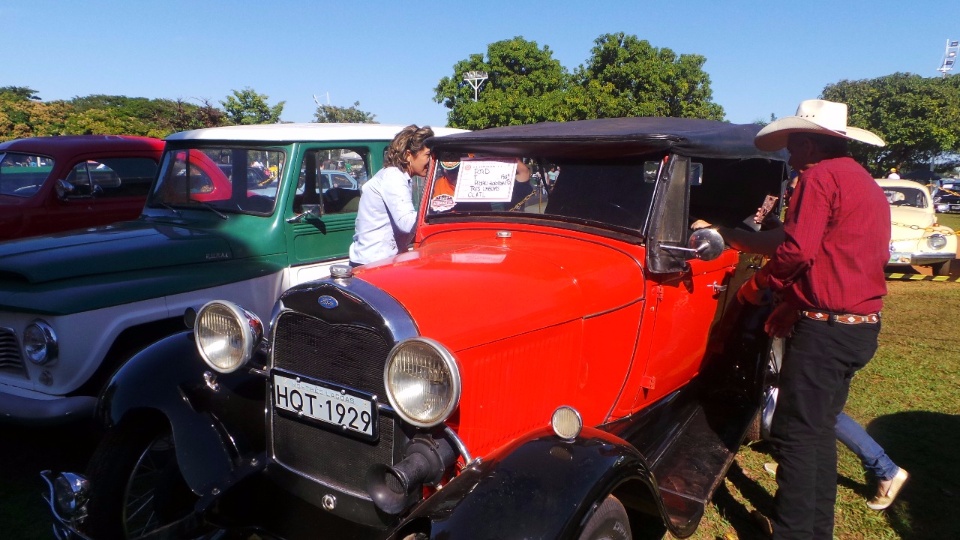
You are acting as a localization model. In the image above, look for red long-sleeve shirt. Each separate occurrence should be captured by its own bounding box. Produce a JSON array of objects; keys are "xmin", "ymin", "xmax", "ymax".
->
[{"xmin": 762, "ymin": 156, "xmax": 890, "ymax": 315}]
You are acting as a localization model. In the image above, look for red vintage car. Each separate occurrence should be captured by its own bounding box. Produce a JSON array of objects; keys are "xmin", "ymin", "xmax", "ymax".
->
[
  {"xmin": 45, "ymin": 118, "xmax": 787, "ymax": 540},
  {"xmin": 0, "ymin": 135, "xmax": 164, "ymax": 240}
]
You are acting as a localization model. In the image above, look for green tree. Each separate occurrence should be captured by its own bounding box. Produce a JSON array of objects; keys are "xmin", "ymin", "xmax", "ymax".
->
[
  {"xmin": 0, "ymin": 86, "xmax": 41, "ymax": 101},
  {"xmin": 574, "ymin": 33, "xmax": 724, "ymax": 120},
  {"xmin": 821, "ymin": 73, "xmax": 960, "ymax": 174},
  {"xmin": 168, "ymin": 98, "xmax": 227, "ymax": 132},
  {"xmin": 0, "ymin": 91, "xmax": 227, "ymax": 140},
  {"xmin": 314, "ymin": 101, "xmax": 376, "ymax": 123},
  {"xmin": 0, "ymin": 94, "xmax": 72, "ymax": 140},
  {"xmin": 221, "ymin": 88, "xmax": 284, "ymax": 125},
  {"xmin": 434, "ymin": 34, "xmax": 724, "ymax": 129},
  {"xmin": 434, "ymin": 37, "xmax": 571, "ymax": 129}
]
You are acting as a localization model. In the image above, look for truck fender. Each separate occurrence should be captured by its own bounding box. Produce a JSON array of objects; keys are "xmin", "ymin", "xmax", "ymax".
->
[
  {"xmin": 98, "ymin": 331, "xmax": 266, "ymax": 494},
  {"xmin": 389, "ymin": 426, "xmax": 661, "ymax": 540}
]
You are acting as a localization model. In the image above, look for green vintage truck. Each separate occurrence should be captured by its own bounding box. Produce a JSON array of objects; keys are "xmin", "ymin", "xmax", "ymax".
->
[{"xmin": 0, "ymin": 123, "xmax": 462, "ymax": 424}]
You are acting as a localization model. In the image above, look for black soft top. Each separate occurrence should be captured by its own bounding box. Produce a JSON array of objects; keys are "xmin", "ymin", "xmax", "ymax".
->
[{"xmin": 427, "ymin": 117, "xmax": 786, "ymax": 162}]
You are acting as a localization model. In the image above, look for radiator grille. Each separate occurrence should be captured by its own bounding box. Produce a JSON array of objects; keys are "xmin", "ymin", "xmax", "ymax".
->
[
  {"xmin": 273, "ymin": 312, "xmax": 389, "ymax": 397},
  {"xmin": 272, "ymin": 414, "xmax": 396, "ymax": 497},
  {"xmin": 0, "ymin": 328, "xmax": 25, "ymax": 376},
  {"xmin": 271, "ymin": 310, "xmax": 397, "ymax": 494}
]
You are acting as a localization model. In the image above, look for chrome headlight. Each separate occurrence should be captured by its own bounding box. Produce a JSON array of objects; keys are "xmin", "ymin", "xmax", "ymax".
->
[
  {"xmin": 53, "ymin": 472, "xmax": 89, "ymax": 518},
  {"xmin": 384, "ymin": 338, "xmax": 461, "ymax": 428},
  {"xmin": 194, "ymin": 301, "xmax": 262, "ymax": 373},
  {"xmin": 23, "ymin": 320, "xmax": 58, "ymax": 365},
  {"xmin": 927, "ymin": 233, "xmax": 948, "ymax": 250}
]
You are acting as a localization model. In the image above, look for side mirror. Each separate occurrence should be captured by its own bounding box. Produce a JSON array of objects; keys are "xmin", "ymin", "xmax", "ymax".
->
[
  {"xmin": 658, "ymin": 227, "xmax": 725, "ymax": 262},
  {"xmin": 286, "ymin": 203, "xmax": 324, "ymax": 224},
  {"xmin": 689, "ymin": 227, "xmax": 724, "ymax": 261}
]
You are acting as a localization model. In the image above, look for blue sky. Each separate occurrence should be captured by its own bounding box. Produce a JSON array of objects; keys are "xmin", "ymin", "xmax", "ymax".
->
[{"xmin": 2, "ymin": 1, "xmax": 954, "ymax": 129}]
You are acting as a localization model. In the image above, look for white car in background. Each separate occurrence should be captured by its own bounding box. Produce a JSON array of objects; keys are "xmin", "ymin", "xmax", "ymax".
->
[{"xmin": 879, "ymin": 178, "xmax": 957, "ymax": 276}]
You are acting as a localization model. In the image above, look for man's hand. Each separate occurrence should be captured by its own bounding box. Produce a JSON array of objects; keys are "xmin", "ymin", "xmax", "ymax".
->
[
  {"xmin": 690, "ymin": 219, "xmax": 712, "ymax": 230},
  {"xmin": 764, "ymin": 302, "xmax": 800, "ymax": 338},
  {"xmin": 737, "ymin": 273, "xmax": 767, "ymax": 305}
]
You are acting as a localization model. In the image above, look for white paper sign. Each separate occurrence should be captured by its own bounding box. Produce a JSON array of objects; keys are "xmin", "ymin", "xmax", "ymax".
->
[{"xmin": 453, "ymin": 159, "xmax": 517, "ymax": 203}]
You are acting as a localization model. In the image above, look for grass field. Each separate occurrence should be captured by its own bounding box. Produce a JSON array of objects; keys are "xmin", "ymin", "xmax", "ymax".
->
[
  {"xmin": 937, "ymin": 212, "xmax": 960, "ymax": 233},
  {"xmin": 683, "ymin": 279, "xmax": 960, "ymax": 540},
  {"xmin": 2, "ymin": 279, "xmax": 958, "ymax": 540}
]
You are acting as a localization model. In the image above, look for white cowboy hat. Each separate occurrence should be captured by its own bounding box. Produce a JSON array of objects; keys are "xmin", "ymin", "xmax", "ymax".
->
[{"xmin": 755, "ymin": 99, "xmax": 885, "ymax": 151}]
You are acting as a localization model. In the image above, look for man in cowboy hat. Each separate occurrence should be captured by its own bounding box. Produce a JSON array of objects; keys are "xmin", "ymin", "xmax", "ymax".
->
[{"xmin": 739, "ymin": 99, "xmax": 894, "ymax": 539}]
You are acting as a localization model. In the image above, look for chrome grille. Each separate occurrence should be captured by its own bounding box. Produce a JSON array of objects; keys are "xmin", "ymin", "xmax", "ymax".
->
[
  {"xmin": 271, "ymin": 310, "xmax": 398, "ymax": 494},
  {"xmin": 0, "ymin": 327, "xmax": 26, "ymax": 376},
  {"xmin": 273, "ymin": 413, "xmax": 396, "ymax": 497},
  {"xmin": 272, "ymin": 312, "xmax": 389, "ymax": 397}
]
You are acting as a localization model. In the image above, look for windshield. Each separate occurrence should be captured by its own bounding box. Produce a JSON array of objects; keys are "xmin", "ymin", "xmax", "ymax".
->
[
  {"xmin": 423, "ymin": 154, "xmax": 659, "ymax": 233},
  {"xmin": 147, "ymin": 146, "xmax": 284, "ymax": 215},
  {"xmin": 882, "ymin": 186, "xmax": 928, "ymax": 208},
  {"xmin": 0, "ymin": 152, "xmax": 55, "ymax": 197}
]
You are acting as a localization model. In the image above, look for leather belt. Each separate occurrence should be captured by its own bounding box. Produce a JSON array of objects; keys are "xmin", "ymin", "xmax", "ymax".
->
[{"xmin": 800, "ymin": 311, "xmax": 880, "ymax": 324}]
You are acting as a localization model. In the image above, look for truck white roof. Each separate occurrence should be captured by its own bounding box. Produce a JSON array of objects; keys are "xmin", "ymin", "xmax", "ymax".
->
[{"xmin": 167, "ymin": 123, "xmax": 467, "ymax": 142}]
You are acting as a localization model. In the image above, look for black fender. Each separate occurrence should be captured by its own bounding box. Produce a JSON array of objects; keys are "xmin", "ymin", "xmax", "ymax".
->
[
  {"xmin": 388, "ymin": 426, "xmax": 661, "ymax": 540},
  {"xmin": 98, "ymin": 331, "xmax": 267, "ymax": 495}
]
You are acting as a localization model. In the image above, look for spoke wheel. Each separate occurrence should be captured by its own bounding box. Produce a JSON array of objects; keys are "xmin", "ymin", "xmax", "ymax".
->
[
  {"xmin": 84, "ymin": 422, "xmax": 197, "ymax": 539},
  {"xmin": 746, "ymin": 336, "xmax": 783, "ymax": 443}
]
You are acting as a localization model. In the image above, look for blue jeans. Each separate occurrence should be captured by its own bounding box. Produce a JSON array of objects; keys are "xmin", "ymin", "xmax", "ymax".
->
[{"xmin": 835, "ymin": 411, "xmax": 899, "ymax": 481}]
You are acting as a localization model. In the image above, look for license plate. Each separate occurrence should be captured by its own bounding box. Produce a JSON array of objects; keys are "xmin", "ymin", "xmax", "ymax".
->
[
  {"xmin": 273, "ymin": 373, "xmax": 378, "ymax": 440},
  {"xmin": 888, "ymin": 252, "xmax": 911, "ymax": 264},
  {"xmin": 951, "ymin": 204, "xmax": 960, "ymax": 211}
]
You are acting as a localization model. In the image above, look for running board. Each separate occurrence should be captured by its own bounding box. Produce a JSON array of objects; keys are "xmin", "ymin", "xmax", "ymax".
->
[{"xmin": 650, "ymin": 399, "xmax": 756, "ymax": 535}]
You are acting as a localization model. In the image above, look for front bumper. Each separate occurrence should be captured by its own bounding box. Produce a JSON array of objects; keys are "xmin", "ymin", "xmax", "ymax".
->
[
  {"xmin": 887, "ymin": 251, "xmax": 956, "ymax": 267},
  {"xmin": 935, "ymin": 202, "xmax": 960, "ymax": 213},
  {"xmin": 0, "ymin": 385, "xmax": 96, "ymax": 424}
]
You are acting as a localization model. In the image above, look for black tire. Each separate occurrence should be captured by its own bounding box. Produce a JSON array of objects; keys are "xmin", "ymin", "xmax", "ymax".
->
[
  {"xmin": 579, "ymin": 495, "xmax": 632, "ymax": 540},
  {"xmin": 931, "ymin": 259, "xmax": 952, "ymax": 277},
  {"xmin": 83, "ymin": 421, "xmax": 197, "ymax": 539},
  {"xmin": 744, "ymin": 337, "xmax": 783, "ymax": 444}
]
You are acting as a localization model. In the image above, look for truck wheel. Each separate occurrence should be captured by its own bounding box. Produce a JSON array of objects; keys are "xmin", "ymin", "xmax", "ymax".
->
[
  {"xmin": 579, "ymin": 495, "xmax": 631, "ymax": 540},
  {"xmin": 931, "ymin": 259, "xmax": 952, "ymax": 276},
  {"xmin": 83, "ymin": 421, "xmax": 196, "ymax": 539}
]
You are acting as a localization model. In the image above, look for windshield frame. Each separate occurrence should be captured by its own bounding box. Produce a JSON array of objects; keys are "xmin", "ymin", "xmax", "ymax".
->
[{"xmin": 421, "ymin": 152, "xmax": 665, "ymax": 240}]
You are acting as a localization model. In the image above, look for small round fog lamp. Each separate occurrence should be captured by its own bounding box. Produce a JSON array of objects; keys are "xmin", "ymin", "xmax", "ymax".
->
[{"xmin": 551, "ymin": 406, "xmax": 582, "ymax": 440}]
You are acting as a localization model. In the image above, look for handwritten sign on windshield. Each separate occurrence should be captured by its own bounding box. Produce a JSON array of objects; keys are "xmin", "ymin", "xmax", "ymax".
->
[{"xmin": 453, "ymin": 159, "xmax": 517, "ymax": 203}]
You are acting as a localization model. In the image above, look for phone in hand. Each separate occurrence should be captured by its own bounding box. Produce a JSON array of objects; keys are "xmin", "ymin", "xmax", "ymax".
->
[{"xmin": 754, "ymin": 195, "xmax": 779, "ymax": 224}]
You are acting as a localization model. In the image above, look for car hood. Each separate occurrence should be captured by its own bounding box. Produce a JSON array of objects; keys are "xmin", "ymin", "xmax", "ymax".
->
[
  {"xmin": 0, "ymin": 220, "xmax": 234, "ymax": 285},
  {"xmin": 889, "ymin": 206, "xmax": 935, "ymax": 229},
  {"xmin": 356, "ymin": 228, "xmax": 646, "ymax": 351}
]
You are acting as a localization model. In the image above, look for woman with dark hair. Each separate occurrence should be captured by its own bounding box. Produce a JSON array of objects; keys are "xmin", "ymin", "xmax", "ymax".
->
[{"xmin": 348, "ymin": 125, "xmax": 434, "ymax": 266}]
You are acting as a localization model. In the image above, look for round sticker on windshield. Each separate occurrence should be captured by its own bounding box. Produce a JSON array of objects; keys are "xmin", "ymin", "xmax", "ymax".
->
[{"xmin": 431, "ymin": 194, "xmax": 456, "ymax": 212}]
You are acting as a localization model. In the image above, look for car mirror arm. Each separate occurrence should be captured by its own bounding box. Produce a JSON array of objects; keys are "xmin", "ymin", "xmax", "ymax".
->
[
  {"xmin": 658, "ymin": 228, "xmax": 725, "ymax": 262},
  {"xmin": 286, "ymin": 203, "xmax": 324, "ymax": 224}
]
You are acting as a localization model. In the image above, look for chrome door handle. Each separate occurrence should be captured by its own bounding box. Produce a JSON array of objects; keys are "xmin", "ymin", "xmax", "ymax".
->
[{"xmin": 709, "ymin": 281, "xmax": 727, "ymax": 294}]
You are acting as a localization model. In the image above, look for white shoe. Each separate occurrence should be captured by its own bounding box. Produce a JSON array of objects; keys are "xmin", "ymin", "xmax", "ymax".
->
[
  {"xmin": 763, "ymin": 462, "xmax": 778, "ymax": 476},
  {"xmin": 867, "ymin": 467, "xmax": 909, "ymax": 510}
]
